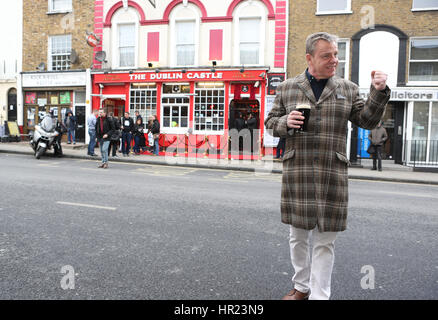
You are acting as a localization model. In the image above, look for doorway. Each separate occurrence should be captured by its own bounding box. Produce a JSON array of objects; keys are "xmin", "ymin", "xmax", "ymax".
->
[
  {"xmin": 7, "ymin": 88, "xmax": 17, "ymax": 121},
  {"xmin": 229, "ymin": 98, "xmax": 260, "ymax": 155}
]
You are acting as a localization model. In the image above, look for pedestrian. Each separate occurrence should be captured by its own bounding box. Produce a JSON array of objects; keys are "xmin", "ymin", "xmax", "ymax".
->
[
  {"xmin": 265, "ymin": 32, "xmax": 390, "ymax": 300},
  {"xmin": 147, "ymin": 115, "xmax": 160, "ymax": 156},
  {"xmin": 95, "ymin": 108, "xmax": 115, "ymax": 169},
  {"xmin": 87, "ymin": 109, "xmax": 98, "ymax": 156},
  {"xmin": 135, "ymin": 111, "xmax": 143, "ymax": 126},
  {"xmin": 64, "ymin": 110, "xmax": 76, "ymax": 145},
  {"xmin": 133, "ymin": 118, "xmax": 145, "ymax": 155},
  {"xmin": 246, "ymin": 112, "xmax": 257, "ymax": 155},
  {"xmin": 108, "ymin": 113, "xmax": 121, "ymax": 158},
  {"xmin": 120, "ymin": 111, "xmax": 134, "ymax": 157},
  {"xmin": 276, "ymin": 137, "xmax": 285, "ymax": 159},
  {"xmin": 368, "ymin": 121, "xmax": 388, "ymax": 171}
]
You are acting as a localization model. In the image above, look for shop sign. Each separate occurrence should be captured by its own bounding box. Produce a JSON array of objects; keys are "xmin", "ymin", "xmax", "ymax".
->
[
  {"xmin": 22, "ymin": 72, "xmax": 87, "ymax": 87},
  {"xmin": 267, "ymin": 73, "xmax": 285, "ymax": 96},
  {"xmin": 359, "ymin": 87, "xmax": 438, "ymax": 101},
  {"xmin": 95, "ymin": 70, "xmax": 267, "ymax": 84}
]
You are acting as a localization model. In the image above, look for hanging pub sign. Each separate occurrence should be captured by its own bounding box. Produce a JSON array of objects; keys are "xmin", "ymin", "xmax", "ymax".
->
[
  {"xmin": 86, "ymin": 33, "xmax": 100, "ymax": 47},
  {"xmin": 268, "ymin": 73, "xmax": 285, "ymax": 96}
]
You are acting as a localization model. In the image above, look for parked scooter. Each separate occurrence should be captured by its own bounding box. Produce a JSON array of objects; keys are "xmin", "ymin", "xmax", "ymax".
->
[{"xmin": 29, "ymin": 112, "xmax": 63, "ymax": 159}]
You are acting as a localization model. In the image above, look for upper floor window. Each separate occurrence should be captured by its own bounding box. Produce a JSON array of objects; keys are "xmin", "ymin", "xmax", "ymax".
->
[
  {"xmin": 316, "ymin": 0, "xmax": 352, "ymax": 15},
  {"xmin": 409, "ymin": 37, "xmax": 438, "ymax": 83},
  {"xmin": 336, "ymin": 40, "xmax": 349, "ymax": 79},
  {"xmin": 49, "ymin": 35, "xmax": 71, "ymax": 71},
  {"xmin": 118, "ymin": 24, "xmax": 136, "ymax": 68},
  {"xmin": 48, "ymin": 0, "xmax": 72, "ymax": 13},
  {"xmin": 412, "ymin": 0, "xmax": 438, "ymax": 11},
  {"xmin": 239, "ymin": 18, "xmax": 261, "ymax": 65},
  {"xmin": 176, "ymin": 21, "xmax": 196, "ymax": 66}
]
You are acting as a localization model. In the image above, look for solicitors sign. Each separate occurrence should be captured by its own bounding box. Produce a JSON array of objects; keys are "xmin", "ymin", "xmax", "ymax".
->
[{"xmin": 360, "ymin": 87, "xmax": 438, "ymax": 101}]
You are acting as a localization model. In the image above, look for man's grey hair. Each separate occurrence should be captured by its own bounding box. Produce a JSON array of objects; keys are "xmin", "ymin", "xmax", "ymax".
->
[{"xmin": 306, "ymin": 32, "xmax": 339, "ymax": 55}]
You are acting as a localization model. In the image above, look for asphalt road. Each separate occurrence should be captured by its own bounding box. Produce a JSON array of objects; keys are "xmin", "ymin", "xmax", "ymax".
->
[{"xmin": 0, "ymin": 153, "xmax": 437, "ymax": 300}]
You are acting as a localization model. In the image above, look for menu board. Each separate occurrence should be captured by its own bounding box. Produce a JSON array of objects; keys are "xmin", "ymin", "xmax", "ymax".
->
[
  {"xmin": 25, "ymin": 92, "xmax": 36, "ymax": 104},
  {"xmin": 60, "ymin": 92, "xmax": 71, "ymax": 104}
]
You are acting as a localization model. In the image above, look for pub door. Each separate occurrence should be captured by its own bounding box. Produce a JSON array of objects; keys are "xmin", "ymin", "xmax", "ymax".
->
[{"xmin": 75, "ymin": 105, "xmax": 86, "ymax": 143}]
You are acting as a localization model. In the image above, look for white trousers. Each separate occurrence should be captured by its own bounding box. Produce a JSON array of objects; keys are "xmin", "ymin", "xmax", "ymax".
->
[{"xmin": 289, "ymin": 225, "xmax": 337, "ymax": 300}]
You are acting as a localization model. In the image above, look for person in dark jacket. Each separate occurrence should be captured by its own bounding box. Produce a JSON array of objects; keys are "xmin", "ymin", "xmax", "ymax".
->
[
  {"xmin": 135, "ymin": 111, "xmax": 143, "ymax": 126},
  {"xmin": 276, "ymin": 137, "xmax": 286, "ymax": 159},
  {"xmin": 368, "ymin": 121, "xmax": 388, "ymax": 171},
  {"xmin": 147, "ymin": 115, "xmax": 160, "ymax": 156},
  {"xmin": 133, "ymin": 118, "xmax": 145, "ymax": 155},
  {"xmin": 120, "ymin": 112, "xmax": 134, "ymax": 157},
  {"xmin": 107, "ymin": 113, "xmax": 120, "ymax": 157},
  {"xmin": 64, "ymin": 110, "xmax": 76, "ymax": 145},
  {"xmin": 246, "ymin": 112, "xmax": 258, "ymax": 155},
  {"xmin": 95, "ymin": 109, "xmax": 114, "ymax": 168}
]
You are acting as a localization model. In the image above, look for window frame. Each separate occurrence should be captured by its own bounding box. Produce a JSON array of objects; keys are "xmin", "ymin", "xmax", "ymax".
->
[
  {"xmin": 233, "ymin": 1, "xmax": 266, "ymax": 67},
  {"xmin": 160, "ymin": 95, "xmax": 191, "ymax": 134},
  {"xmin": 336, "ymin": 39, "xmax": 350, "ymax": 79},
  {"xmin": 129, "ymin": 84, "xmax": 158, "ymax": 122},
  {"xmin": 48, "ymin": 34, "xmax": 72, "ymax": 71},
  {"xmin": 174, "ymin": 19, "xmax": 197, "ymax": 67},
  {"xmin": 47, "ymin": 0, "xmax": 72, "ymax": 14},
  {"xmin": 193, "ymin": 82, "xmax": 226, "ymax": 135},
  {"xmin": 316, "ymin": 0, "xmax": 352, "ymax": 15},
  {"xmin": 408, "ymin": 36, "xmax": 438, "ymax": 85},
  {"xmin": 113, "ymin": 22, "xmax": 138, "ymax": 69},
  {"xmin": 411, "ymin": 0, "xmax": 438, "ymax": 11}
]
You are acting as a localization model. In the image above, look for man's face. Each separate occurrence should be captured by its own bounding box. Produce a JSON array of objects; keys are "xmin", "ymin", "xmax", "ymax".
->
[
  {"xmin": 125, "ymin": 112, "xmax": 129, "ymax": 117},
  {"xmin": 99, "ymin": 110, "xmax": 105, "ymax": 117},
  {"xmin": 306, "ymin": 40, "xmax": 338, "ymax": 79}
]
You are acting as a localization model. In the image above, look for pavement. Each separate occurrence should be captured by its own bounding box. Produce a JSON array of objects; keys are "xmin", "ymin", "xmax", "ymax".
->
[{"xmin": 1, "ymin": 141, "xmax": 438, "ymax": 186}]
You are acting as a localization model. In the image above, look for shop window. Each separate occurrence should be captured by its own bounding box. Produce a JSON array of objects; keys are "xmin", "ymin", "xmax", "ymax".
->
[
  {"xmin": 409, "ymin": 38, "xmax": 438, "ymax": 83},
  {"xmin": 316, "ymin": 0, "xmax": 352, "ymax": 15},
  {"xmin": 162, "ymin": 84, "xmax": 190, "ymax": 94},
  {"xmin": 176, "ymin": 21, "xmax": 196, "ymax": 66},
  {"xmin": 119, "ymin": 24, "xmax": 136, "ymax": 68},
  {"xmin": 162, "ymin": 97, "xmax": 190, "ymax": 129},
  {"xmin": 49, "ymin": 35, "xmax": 71, "ymax": 71},
  {"xmin": 336, "ymin": 40, "xmax": 349, "ymax": 79},
  {"xmin": 194, "ymin": 83, "xmax": 225, "ymax": 132},
  {"xmin": 48, "ymin": 0, "xmax": 72, "ymax": 13},
  {"xmin": 239, "ymin": 18, "xmax": 261, "ymax": 65},
  {"xmin": 412, "ymin": 0, "xmax": 438, "ymax": 11},
  {"xmin": 130, "ymin": 84, "xmax": 157, "ymax": 120}
]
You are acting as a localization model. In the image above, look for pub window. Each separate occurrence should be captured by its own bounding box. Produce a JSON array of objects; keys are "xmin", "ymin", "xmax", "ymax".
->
[
  {"xmin": 316, "ymin": 0, "xmax": 352, "ymax": 15},
  {"xmin": 194, "ymin": 82, "xmax": 225, "ymax": 132},
  {"xmin": 412, "ymin": 0, "xmax": 438, "ymax": 11},
  {"xmin": 48, "ymin": 0, "xmax": 72, "ymax": 13},
  {"xmin": 49, "ymin": 35, "xmax": 71, "ymax": 71},
  {"xmin": 130, "ymin": 83, "xmax": 157, "ymax": 120},
  {"xmin": 162, "ymin": 97, "xmax": 190, "ymax": 129},
  {"xmin": 239, "ymin": 18, "xmax": 261, "ymax": 65},
  {"xmin": 118, "ymin": 24, "xmax": 136, "ymax": 68},
  {"xmin": 176, "ymin": 20, "xmax": 196, "ymax": 66},
  {"xmin": 409, "ymin": 37, "xmax": 438, "ymax": 83}
]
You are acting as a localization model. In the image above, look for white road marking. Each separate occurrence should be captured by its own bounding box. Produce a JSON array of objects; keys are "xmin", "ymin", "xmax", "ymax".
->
[
  {"xmin": 351, "ymin": 179, "xmax": 438, "ymax": 187},
  {"xmin": 56, "ymin": 201, "xmax": 116, "ymax": 211}
]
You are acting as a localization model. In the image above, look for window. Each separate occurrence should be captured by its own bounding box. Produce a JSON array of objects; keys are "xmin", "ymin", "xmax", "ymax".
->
[
  {"xmin": 316, "ymin": 0, "xmax": 351, "ymax": 14},
  {"xmin": 49, "ymin": 35, "xmax": 71, "ymax": 71},
  {"xmin": 176, "ymin": 21, "xmax": 195, "ymax": 66},
  {"xmin": 239, "ymin": 18, "xmax": 261, "ymax": 65},
  {"xmin": 130, "ymin": 84, "xmax": 157, "ymax": 120},
  {"xmin": 409, "ymin": 38, "xmax": 438, "ymax": 82},
  {"xmin": 118, "ymin": 24, "xmax": 135, "ymax": 68},
  {"xmin": 49, "ymin": 0, "xmax": 72, "ymax": 13},
  {"xmin": 162, "ymin": 97, "xmax": 190, "ymax": 129},
  {"xmin": 412, "ymin": 0, "xmax": 438, "ymax": 11},
  {"xmin": 336, "ymin": 40, "xmax": 349, "ymax": 79},
  {"xmin": 194, "ymin": 83, "xmax": 225, "ymax": 132}
]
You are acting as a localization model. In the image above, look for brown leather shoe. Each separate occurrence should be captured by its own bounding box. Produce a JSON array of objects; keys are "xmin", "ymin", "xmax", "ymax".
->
[
  {"xmin": 103, "ymin": 163, "xmax": 108, "ymax": 169},
  {"xmin": 282, "ymin": 289, "xmax": 310, "ymax": 300},
  {"xmin": 98, "ymin": 163, "xmax": 105, "ymax": 168}
]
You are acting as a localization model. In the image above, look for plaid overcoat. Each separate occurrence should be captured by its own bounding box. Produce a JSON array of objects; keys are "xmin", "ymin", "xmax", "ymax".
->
[{"xmin": 265, "ymin": 71, "xmax": 391, "ymax": 232}]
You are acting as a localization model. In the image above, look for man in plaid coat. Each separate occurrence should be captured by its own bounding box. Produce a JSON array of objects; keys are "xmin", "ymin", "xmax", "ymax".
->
[{"xmin": 265, "ymin": 32, "xmax": 390, "ymax": 300}]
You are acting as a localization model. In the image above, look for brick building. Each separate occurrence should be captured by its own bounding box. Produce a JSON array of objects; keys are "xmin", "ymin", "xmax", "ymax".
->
[
  {"xmin": 91, "ymin": 0, "xmax": 288, "ymax": 159},
  {"xmin": 20, "ymin": 0, "xmax": 95, "ymax": 142},
  {"xmin": 287, "ymin": 0, "xmax": 438, "ymax": 167}
]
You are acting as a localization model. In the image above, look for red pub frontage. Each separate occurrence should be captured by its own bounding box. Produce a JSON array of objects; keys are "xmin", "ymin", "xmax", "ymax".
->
[{"xmin": 91, "ymin": 68, "xmax": 271, "ymax": 159}]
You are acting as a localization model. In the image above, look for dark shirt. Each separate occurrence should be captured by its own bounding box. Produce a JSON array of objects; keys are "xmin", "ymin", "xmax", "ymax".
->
[{"xmin": 305, "ymin": 68, "xmax": 328, "ymax": 102}]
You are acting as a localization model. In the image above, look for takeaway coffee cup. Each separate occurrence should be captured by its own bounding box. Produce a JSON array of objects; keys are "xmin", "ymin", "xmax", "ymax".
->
[{"xmin": 296, "ymin": 104, "xmax": 311, "ymax": 133}]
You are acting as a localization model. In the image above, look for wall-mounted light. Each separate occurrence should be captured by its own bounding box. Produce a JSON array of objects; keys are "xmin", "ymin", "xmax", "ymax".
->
[
  {"xmin": 240, "ymin": 67, "xmax": 245, "ymax": 73},
  {"xmin": 155, "ymin": 68, "xmax": 160, "ymax": 73},
  {"xmin": 181, "ymin": 69, "xmax": 187, "ymax": 73},
  {"xmin": 254, "ymin": 81, "xmax": 260, "ymax": 88},
  {"xmin": 212, "ymin": 61, "xmax": 217, "ymax": 67},
  {"xmin": 129, "ymin": 70, "xmax": 133, "ymax": 74},
  {"xmin": 148, "ymin": 62, "xmax": 153, "ymax": 68},
  {"xmin": 258, "ymin": 72, "xmax": 266, "ymax": 79}
]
